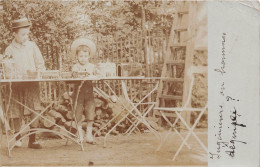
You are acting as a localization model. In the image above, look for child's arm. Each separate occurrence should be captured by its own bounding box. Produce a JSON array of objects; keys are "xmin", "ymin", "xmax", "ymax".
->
[{"xmin": 94, "ymin": 64, "xmax": 101, "ymax": 76}]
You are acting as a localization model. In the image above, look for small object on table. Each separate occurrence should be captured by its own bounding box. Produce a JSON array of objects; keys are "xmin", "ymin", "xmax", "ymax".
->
[
  {"xmin": 72, "ymin": 71, "xmax": 90, "ymax": 78},
  {"xmin": 96, "ymin": 63, "xmax": 116, "ymax": 77},
  {"xmin": 41, "ymin": 70, "xmax": 60, "ymax": 79},
  {"xmin": 61, "ymin": 72, "xmax": 72, "ymax": 79},
  {"xmin": 117, "ymin": 63, "xmax": 143, "ymax": 76},
  {"xmin": 27, "ymin": 70, "xmax": 39, "ymax": 79}
]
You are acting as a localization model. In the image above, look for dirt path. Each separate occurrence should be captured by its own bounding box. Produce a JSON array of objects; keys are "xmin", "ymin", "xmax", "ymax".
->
[{"xmin": 1, "ymin": 129, "xmax": 208, "ymax": 166}]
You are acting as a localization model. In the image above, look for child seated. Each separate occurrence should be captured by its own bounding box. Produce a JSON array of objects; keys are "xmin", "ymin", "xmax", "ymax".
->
[{"xmin": 70, "ymin": 38, "xmax": 97, "ymax": 144}]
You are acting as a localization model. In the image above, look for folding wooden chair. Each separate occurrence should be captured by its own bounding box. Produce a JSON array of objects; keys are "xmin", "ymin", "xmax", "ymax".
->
[
  {"xmin": 103, "ymin": 80, "xmax": 161, "ymax": 147},
  {"xmin": 154, "ymin": 72, "xmax": 208, "ymax": 161},
  {"xmin": 120, "ymin": 81, "xmax": 158, "ymax": 136},
  {"xmin": 92, "ymin": 86, "xmax": 139, "ymax": 138}
]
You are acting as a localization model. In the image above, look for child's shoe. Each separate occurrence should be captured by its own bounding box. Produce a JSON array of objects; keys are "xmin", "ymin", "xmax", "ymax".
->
[
  {"xmin": 14, "ymin": 140, "xmax": 22, "ymax": 148},
  {"xmin": 86, "ymin": 126, "xmax": 96, "ymax": 145}
]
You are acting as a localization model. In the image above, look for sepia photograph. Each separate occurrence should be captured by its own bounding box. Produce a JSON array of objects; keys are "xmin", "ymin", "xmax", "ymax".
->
[{"xmin": 0, "ymin": 0, "xmax": 228, "ymax": 166}]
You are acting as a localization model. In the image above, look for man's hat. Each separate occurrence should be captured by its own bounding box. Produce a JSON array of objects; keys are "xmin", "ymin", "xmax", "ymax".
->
[
  {"xmin": 12, "ymin": 17, "xmax": 31, "ymax": 29},
  {"xmin": 71, "ymin": 38, "xmax": 96, "ymax": 58}
]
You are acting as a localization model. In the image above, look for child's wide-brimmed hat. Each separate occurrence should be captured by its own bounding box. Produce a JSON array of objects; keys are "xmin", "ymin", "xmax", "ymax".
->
[
  {"xmin": 71, "ymin": 38, "xmax": 96, "ymax": 58},
  {"xmin": 12, "ymin": 17, "xmax": 31, "ymax": 29}
]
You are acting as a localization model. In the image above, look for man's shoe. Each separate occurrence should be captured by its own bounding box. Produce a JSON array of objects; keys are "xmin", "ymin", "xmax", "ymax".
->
[
  {"xmin": 86, "ymin": 133, "xmax": 96, "ymax": 145},
  {"xmin": 28, "ymin": 141, "xmax": 42, "ymax": 149}
]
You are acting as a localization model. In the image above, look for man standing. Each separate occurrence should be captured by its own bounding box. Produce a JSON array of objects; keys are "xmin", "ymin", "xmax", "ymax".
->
[{"xmin": 5, "ymin": 16, "xmax": 45, "ymax": 149}]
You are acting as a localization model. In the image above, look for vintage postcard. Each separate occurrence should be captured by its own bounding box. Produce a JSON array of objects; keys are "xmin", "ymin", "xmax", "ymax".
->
[
  {"xmin": 208, "ymin": 1, "xmax": 259, "ymax": 167},
  {"xmin": 0, "ymin": 0, "xmax": 259, "ymax": 167}
]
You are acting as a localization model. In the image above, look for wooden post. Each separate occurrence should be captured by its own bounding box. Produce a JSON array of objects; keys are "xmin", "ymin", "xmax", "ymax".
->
[
  {"xmin": 0, "ymin": 1, "xmax": 3, "ymax": 54},
  {"xmin": 0, "ymin": 1, "xmax": 3, "ymax": 10},
  {"xmin": 154, "ymin": 3, "xmax": 179, "ymax": 112},
  {"xmin": 182, "ymin": 2, "xmax": 197, "ymax": 127},
  {"xmin": 116, "ymin": 33, "xmax": 119, "ymax": 63},
  {"xmin": 141, "ymin": 5, "xmax": 149, "ymax": 77}
]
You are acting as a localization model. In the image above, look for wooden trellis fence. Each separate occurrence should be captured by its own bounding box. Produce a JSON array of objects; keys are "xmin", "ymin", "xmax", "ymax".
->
[{"xmin": 36, "ymin": 32, "xmax": 166, "ymax": 104}]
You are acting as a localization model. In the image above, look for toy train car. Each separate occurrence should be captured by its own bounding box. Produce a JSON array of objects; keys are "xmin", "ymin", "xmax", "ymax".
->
[{"xmin": 41, "ymin": 70, "xmax": 60, "ymax": 79}]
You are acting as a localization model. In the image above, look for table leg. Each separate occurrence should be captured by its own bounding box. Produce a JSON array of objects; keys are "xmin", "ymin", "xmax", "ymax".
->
[
  {"xmin": 0, "ymin": 85, "xmax": 12, "ymax": 157},
  {"xmin": 3, "ymin": 88, "xmax": 85, "ymax": 156},
  {"xmin": 65, "ymin": 81, "xmax": 85, "ymax": 151}
]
